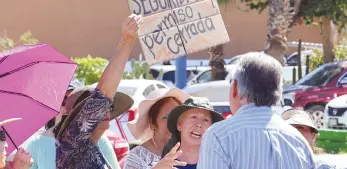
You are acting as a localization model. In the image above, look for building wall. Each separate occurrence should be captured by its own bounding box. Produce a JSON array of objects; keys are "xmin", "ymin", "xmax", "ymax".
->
[{"xmin": 0, "ymin": 1, "xmax": 323, "ymax": 60}]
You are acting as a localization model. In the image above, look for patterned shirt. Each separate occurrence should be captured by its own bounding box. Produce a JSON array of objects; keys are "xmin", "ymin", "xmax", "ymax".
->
[
  {"xmin": 123, "ymin": 146, "xmax": 161, "ymax": 169},
  {"xmin": 56, "ymin": 89, "xmax": 113, "ymax": 169},
  {"xmin": 197, "ymin": 104, "xmax": 316, "ymax": 169}
]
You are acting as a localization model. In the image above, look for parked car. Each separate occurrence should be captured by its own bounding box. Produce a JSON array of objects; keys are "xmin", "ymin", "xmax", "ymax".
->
[
  {"xmin": 283, "ymin": 61, "xmax": 347, "ymax": 128},
  {"xmin": 323, "ymin": 94, "xmax": 347, "ymax": 130},
  {"xmin": 187, "ymin": 65, "xmax": 236, "ymax": 86},
  {"xmin": 105, "ymin": 80, "xmax": 169, "ymax": 143},
  {"xmin": 285, "ymin": 50, "xmax": 315, "ymax": 66},
  {"xmin": 149, "ymin": 65, "xmax": 209, "ymax": 87},
  {"xmin": 226, "ymin": 52, "xmax": 307, "ymax": 84},
  {"xmin": 211, "ymin": 102, "xmax": 232, "ymax": 119}
]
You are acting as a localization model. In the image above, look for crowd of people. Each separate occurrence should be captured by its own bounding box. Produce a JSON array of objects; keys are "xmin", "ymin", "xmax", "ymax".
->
[{"xmin": 0, "ymin": 14, "xmax": 340, "ymax": 169}]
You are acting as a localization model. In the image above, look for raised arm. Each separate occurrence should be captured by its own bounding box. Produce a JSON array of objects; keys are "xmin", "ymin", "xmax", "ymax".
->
[
  {"xmin": 57, "ymin": 14, "xmax": 143, "ymax": 140},
  {"xmin": 97, "ymin": 14, "xmax": 143, "ymax": 99}
]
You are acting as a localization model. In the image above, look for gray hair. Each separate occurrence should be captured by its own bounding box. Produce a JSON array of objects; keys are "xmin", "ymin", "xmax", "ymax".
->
[{"xmin": 231, "ymin": 52, "xmax": 283, "ymax": 106}]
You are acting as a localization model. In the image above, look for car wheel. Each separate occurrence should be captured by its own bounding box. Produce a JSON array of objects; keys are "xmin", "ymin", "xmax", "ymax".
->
[{"xmin": 306, "ymin": 105, "xmax": 325, "ymax": 128}]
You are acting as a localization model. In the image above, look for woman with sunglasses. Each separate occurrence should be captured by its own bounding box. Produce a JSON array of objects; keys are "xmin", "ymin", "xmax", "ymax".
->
[{"xmin": 0, "ymin": 118, "xmax": 32, "ymax": 169}]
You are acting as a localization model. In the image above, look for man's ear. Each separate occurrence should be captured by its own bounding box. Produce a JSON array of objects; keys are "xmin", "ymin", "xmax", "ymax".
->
[{"xmin": 232, "ymin": 80, "xmax": 238, "ymax": 98}]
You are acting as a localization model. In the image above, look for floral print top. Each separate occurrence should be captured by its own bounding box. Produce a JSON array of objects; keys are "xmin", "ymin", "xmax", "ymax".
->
[{"xmin": 56, "ymin": 89, "xmax": 113, "ymax": 169}]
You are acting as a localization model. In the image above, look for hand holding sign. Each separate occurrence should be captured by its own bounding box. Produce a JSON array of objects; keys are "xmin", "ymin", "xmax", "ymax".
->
[
  {"xmin": 122, "ymin": 14, "xmax": 144, "ymax": 41},
  {"xmin": 128, "ymin": 0, "xmax": 230, "ymax": 65},
  {"xmin": 152, "ymin": 142, "xmax": 187, "ymax": 169}
]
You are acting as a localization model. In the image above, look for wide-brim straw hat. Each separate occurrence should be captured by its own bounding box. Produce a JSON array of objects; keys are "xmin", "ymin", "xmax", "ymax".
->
[
  {"xmin": 162, "ymin": 97, "xmax": 224, "ymax": 157},
  {"xmin": 0, "ymin": 118, "xmax": 22, "ymax": 127},
  {"xmin": 57, "ymin": 85, "xmax": 134, "ymax": 138},
  {"xmin": 281, "ymin": 109, "xmax": 318, "ymax": 133},
  {"xmin": 128, "ymin": 88, "xmax": 189, "ymax": 142}
]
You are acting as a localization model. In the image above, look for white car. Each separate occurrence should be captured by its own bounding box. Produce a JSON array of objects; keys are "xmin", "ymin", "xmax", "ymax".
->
[
  {"xmin": 187, "ymin": 65, "xmax": 236, "ymax": 86},
  {"xmin": 323, "ymin": 94, "xmax": 347, "ymax": 130},
  {"xmin": 107, "ymin": 80, "xmax": 169, "ymax": 143},
  {"xmin": 150, "ymin": 65, "xmax": 209, "ymax": 88}
]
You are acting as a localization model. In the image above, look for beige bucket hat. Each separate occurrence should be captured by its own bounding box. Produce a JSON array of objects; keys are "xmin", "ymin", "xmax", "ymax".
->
[
  {"xmin": 281, "ymin": 109, "xmax": 318, "ymax": 133},
  {"xmin": 128, "ymin": 88, "xmax": 189, "ymax": 142}
]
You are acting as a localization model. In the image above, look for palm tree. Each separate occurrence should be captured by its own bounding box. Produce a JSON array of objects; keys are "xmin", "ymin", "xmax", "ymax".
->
[{"xmin": 210, "ymin": 0, "xmax": 300, "ymax": 72}]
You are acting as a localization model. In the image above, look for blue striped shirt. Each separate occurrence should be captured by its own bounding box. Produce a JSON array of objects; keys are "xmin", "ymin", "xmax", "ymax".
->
[{"xmin": 197, "ymin": 104, "xmax": 316, "ymax": 169}]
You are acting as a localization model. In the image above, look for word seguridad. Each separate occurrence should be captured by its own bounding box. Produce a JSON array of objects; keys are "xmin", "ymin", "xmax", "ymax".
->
[
  {"xmin": 131, "ymin": 0, "xmax": 199, "ymax": 16},
  {"xmin": 128, "ymin": 0, "xmax": 230, "ymax": 65}
]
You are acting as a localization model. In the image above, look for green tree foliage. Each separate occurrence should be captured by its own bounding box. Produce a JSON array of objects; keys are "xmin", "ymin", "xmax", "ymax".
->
[
  {"xmin": 0, "ymin": 31, "xmax": 39, "ymax": 51},
  {"xmin": 309, "ymin": 42, "xmax": 347, "ymax": 70},
  {"xmin": 73, "ymin": 56, "xmax": 158, "ymax": 85},
  {"xmin": 122, "ymin": 60, "xmax": 162, "ymax": 80},
  {"xmin": 233, "ymin": 0, "xmax": 347, "ymax": 31},
  {"xmin": 72, "ymin": 56, "xmax": 108, "ymax": 85}
]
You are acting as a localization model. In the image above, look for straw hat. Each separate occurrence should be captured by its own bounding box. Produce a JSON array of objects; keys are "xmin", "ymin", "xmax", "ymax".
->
[
  {"xmin": 57, "ymin": 85, "xmax": 134, "ymax": 138},
  {"xmin": 281, "ymin": 109, "xmax": 318, "ymax": 133},
  {"xmin": 162, "ymin": 97, "xmax": 224, "ymax": 157},
  {"xmin": 0, "ymin": 118, "xmax": 22, "ymax": 127},
  {"xmin": 128, "ymin": 88, "xmax": 189, "ymax": 142}
]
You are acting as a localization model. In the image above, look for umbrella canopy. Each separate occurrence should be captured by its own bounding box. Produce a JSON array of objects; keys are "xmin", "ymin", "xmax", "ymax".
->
[{"xmin": 0, "ymin": 44, "xmax": 77, "ymax": 153}]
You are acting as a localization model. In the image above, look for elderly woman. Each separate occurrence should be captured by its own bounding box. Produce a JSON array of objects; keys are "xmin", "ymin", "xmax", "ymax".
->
[
  {"xmin": 124, "ymin": 88, "xmax": 189, "ymax": 169},
  {"xmin": 0, "ymin": 118, "xmax": 32, "ymax": 169},
  {"xmin": 153, "ymin": 97, "xmax": 224, "ymax": 169},
  {"xmin": 55, "ymin": 14, "xmax": 141, "ymax": 169}
]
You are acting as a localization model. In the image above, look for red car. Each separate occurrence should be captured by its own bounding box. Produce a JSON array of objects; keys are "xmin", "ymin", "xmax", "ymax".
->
[{"xmin": 283, "ymin": 61, "xmax": 347, "ymax": 128}]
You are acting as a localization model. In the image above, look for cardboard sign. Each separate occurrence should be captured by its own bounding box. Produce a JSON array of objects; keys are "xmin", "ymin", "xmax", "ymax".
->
[{"xmin": 129, "ymin": 0, "xmax": 230, "ymax": 65}]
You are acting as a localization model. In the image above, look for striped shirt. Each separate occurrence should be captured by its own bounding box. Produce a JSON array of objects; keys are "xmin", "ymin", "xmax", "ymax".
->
[{"xmin": 197, "ymin": 104, "xmax": 316, "ymax": 169}]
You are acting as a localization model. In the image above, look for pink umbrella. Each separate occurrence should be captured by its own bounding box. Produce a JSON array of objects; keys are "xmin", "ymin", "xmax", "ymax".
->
[{"xmin": 0, "ymin": 44, "xmax": 77, "ymax": 153}]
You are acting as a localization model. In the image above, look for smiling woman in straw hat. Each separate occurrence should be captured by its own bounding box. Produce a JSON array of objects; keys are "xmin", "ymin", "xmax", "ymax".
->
[
  {"xmin": 0, "ymin": 118, "xmax": 33, "ymax": 169},
  {"xmin": 152, "ymin": 97, "xmax": 223, "ymax": 169},
  {"xmin": 124, "ymin": 88, "xmax": 189, "ymax": 169},
  {"xmin": 55, "ymin": 14, "xmax": 142, "ymax": 169}
]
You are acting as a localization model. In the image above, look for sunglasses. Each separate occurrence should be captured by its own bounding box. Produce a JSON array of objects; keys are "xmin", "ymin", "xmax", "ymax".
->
[{"xmin": 0, "ymin": 130, "xmax": 6, "ymax": 142}]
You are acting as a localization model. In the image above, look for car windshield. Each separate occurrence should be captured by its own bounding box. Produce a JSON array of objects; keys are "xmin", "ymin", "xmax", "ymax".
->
[
  {"xmin": 162, "ymin": 70, "xmax": 192, "ymax": 83},
  {"xmin": 296, "ymin": 64, "xmax": 342, "ymax": 86},
  {"xmin": 117, "ymin": 86, "xmax": 137, "ymax": 97}
]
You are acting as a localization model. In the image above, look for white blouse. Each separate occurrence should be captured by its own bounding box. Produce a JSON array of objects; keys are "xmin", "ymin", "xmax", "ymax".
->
[{"xmin": 124, "ymin": 146, "xmax": 161, "ymax": 169}]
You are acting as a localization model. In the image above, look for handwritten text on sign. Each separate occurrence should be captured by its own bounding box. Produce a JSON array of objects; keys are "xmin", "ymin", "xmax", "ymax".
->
[{"xmin": 128, "ymin": 0, "xmax": 230, "ymax": 65}]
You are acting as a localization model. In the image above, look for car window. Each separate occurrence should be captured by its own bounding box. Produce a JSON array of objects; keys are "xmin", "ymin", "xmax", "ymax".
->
[
  {"xmin": 296, "ymin": 64, "xmax": 342, "ymax": 86},
  {"xmin": 162, "ymin": 70, "xmax": 192, "ymax": 84},
  {"xmin": 197, "ymin": 70, "xmax": 212, "ymax": 83},
  {"xmin": 149, "ymin": 69, "xmax": 160, "ymax": 79},
  {"xmin": 287, "ymin": 55, "xmax": 297, "ymax": 63},
  {"xmin": 156, "ymin": 84, "xmax": 167, "ymax": 89},
  {"xmin": 117, "ymin": 86, "xmax": 137, "ymax": 97},
  {"xmin": 143, "ymin": 84, "xmax": 156, "ymax": 97},
  {"xmin": 338, "ymin": 73, "xmax": 347, "ymax": 85}
]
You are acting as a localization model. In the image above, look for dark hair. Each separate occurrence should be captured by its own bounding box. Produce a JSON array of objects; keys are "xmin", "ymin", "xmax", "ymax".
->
[
  {"xmin": 148, "ymin": 97, "xmax": 181, "ymax": 126},
  {"xmin": 45, "ymin": 117, "xmax": 56, "ymax": 130},
  {"xmin": 52, "ymin": 90, "xmax": 92, "ymax": 137}
]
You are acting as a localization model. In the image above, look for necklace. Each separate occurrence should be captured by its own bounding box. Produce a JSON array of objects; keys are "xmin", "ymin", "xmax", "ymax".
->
[{"xmin": 152, "ymin": 137, "xmax": 159, "ymax": 151}]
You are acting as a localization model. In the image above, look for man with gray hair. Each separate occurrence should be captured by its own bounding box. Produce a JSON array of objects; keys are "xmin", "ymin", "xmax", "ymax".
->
[{"xmin": 197, "ymin": 52, "xmax": 315, "ymax": 169}]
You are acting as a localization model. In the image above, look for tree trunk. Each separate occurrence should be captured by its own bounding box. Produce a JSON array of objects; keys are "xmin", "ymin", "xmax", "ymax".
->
[
  {"xmin": 264, "ymin": 0, "xmax": 295, "ymax": 66},
  {"xmin": 209, "ymin": 44, "xmax": 227, "ymax": 81},
  {"xmin": 321, "ymin": 17, "xmax": 335, "ymax": 63}
]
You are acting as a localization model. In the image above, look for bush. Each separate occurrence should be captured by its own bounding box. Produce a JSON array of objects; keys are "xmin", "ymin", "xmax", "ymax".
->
[
  {"xmin": 0, "ymin": 31, "xmax": 38, "ymax": 51},
  {"xmin": 73, "ymin": 56, "xmax": 158, "ymax": 85},
  {"xmin": 72, "ymin": 56, "xmax": 108, "ymax": 85},
  {"xmin": 122, "ymin": 59, "xmax": 157, "ymax": 80},
  {"xmin": 309, "ymin": 41, "xmax": 347, "ymax": 71}
]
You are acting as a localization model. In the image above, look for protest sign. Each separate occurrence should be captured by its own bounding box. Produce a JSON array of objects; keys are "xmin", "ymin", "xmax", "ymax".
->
[{"xmin": 128, "ymin": 0, "xmax": 230, "ymax": 65}]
